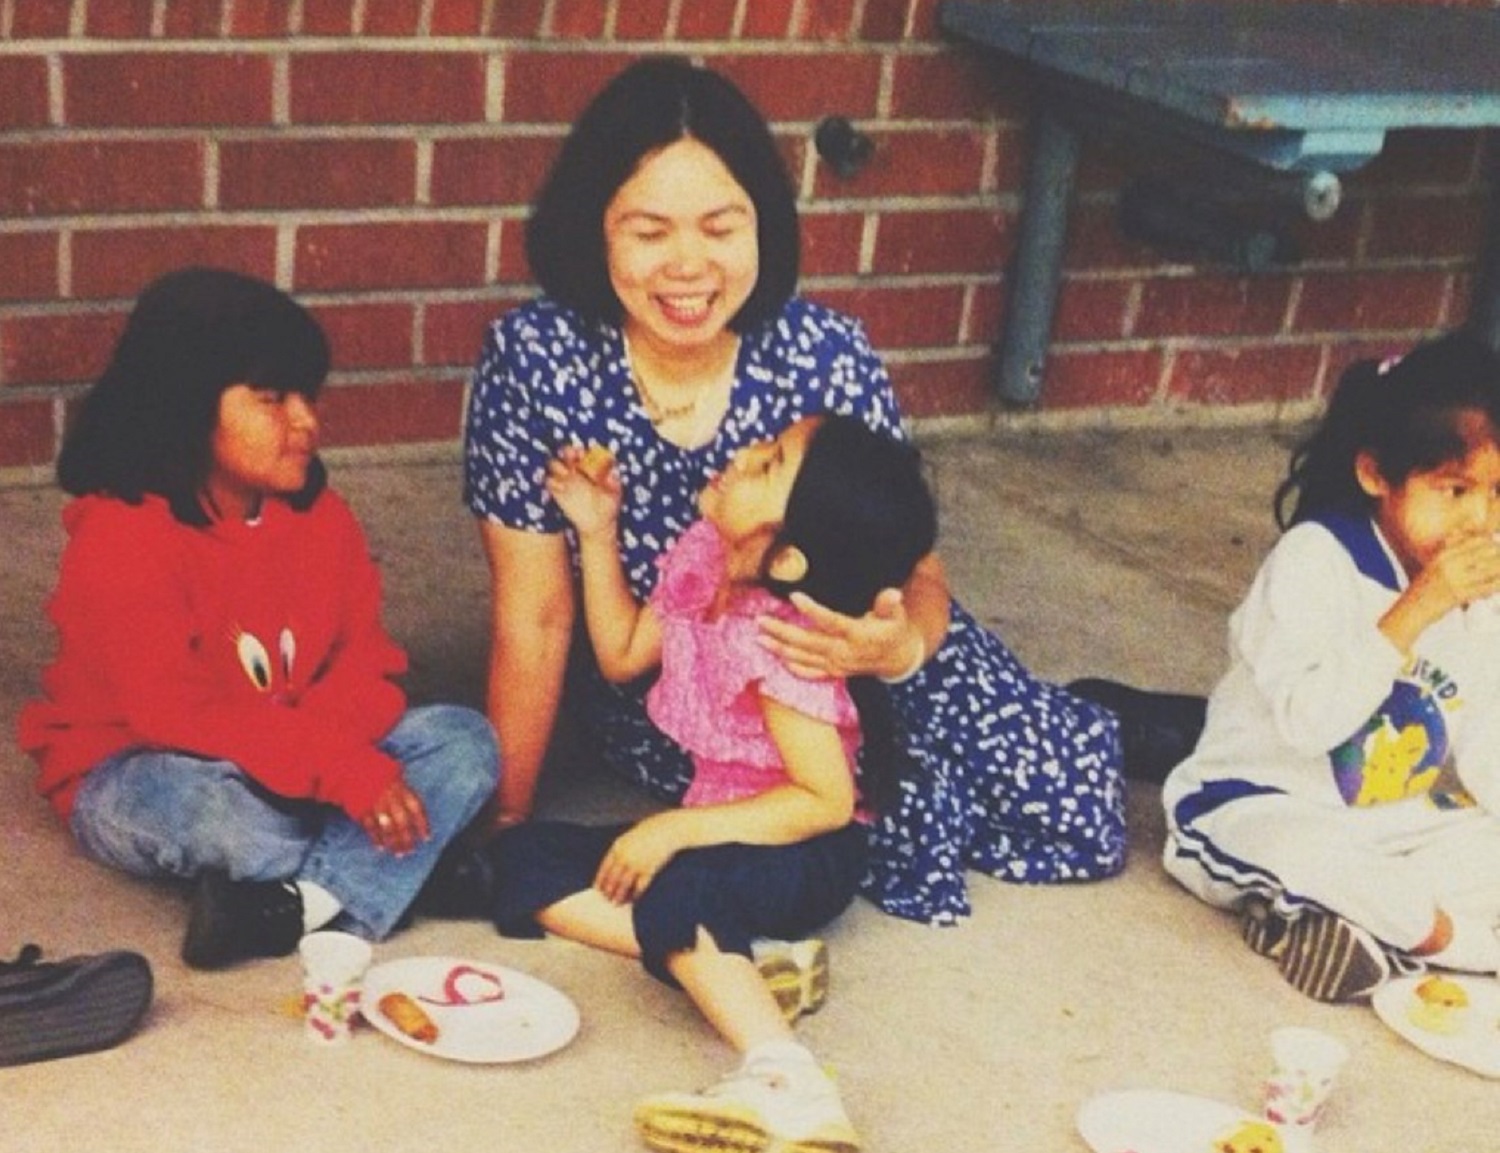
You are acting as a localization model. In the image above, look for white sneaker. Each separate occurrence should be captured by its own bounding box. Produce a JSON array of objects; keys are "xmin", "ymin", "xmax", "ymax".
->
[
  {"xmin": 751, "ymin": 938, "xmax": 829, "ymax": 1023},
  {"xmin": 634, "ymin": 1051, "xmax": 860, "ymax": 1153}
]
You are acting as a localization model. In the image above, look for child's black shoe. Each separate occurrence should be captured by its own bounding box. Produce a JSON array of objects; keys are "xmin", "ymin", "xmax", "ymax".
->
[
  {"xmin": 0, "ymin": 944, "xmax": 153, "ymax": 1066},
  {"xmin": 182, "ymin": 871, "xmax": 303, "ymax": 970},
  {"xmin": 413, "ymin": 840, "xmax": 497, "ymax": 920},
  {"xmin": 1066, "ymin": 678, "xmax": 1208, "ymax": 785}
]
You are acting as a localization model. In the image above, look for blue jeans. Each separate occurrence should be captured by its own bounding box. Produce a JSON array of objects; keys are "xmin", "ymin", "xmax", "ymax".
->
[{"xmin": 69, "ymin": 704, "xmax": 499, "ymax": 939}]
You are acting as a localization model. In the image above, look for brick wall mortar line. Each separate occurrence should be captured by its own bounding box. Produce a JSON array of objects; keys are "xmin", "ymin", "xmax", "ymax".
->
[
  {"xmin": 1438, "ymin": 273, "xmax": 1460, "ymax": 328},
  {"xmin": 0, "ymin": 206, "xmax": 532, "ymax": 228},
  {"xmin": 45, "ymin": 51, "xmax": 62, "ymax": 125},
  {"xmin": 0, "ymin": 125, "xmax": 573, "ymax": 144},
  {"xmin": 956, "ymin": 281, "xmax": 976, "ymax": 344},
  {"xmin": 486, "ymin": 52, "xmax": 504, "ymax": 121},
  {"xmin": 271, "ymin": 51, "xmax": 289, "ymax": 125},
  {"xmin": 275, "ymin": 223, "xmax": 296, "ymax": 289},
  {"xmin": 415, "ymin": 137, "xmax": 433, "ymax": 204},
  {"xmin": 1281, "ymin": 279, "xmax": 1302, "ymax": 336},
  {"xmin": 486, "ymin": 220, "xmax": 502, "ymax": 285},
  {"xmin": 55, "ymin": 230, "xmax": 70, "ymax": 298},
  {"xmin": 0, "ymin": 38, "xmax": 949, "ymax": 55},
  {"xmin": 875, "ymin": 49, "xmax": 893, "ymax": 119},
  {"xmin": 203, "ymin": 137, "xmax": 219, "ymax": 209},
  {"xmin": 857, "ymin": 212, "xmax": 876, "ymax": 275},
  {"xmin": 1121, "ymin": 280, "xmax": 1143, "ymax": 338},
  {"xmin": 411, "ymin": 300, "xmax": 426, "ymax": 365}
]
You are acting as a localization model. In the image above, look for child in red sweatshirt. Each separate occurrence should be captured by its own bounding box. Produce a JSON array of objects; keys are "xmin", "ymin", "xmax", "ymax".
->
[{"xmin": 19, "ymin": 267, "xmax": 499, "ymax": 969}]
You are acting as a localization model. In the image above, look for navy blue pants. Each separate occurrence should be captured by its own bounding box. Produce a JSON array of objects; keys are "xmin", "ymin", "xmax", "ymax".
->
[{"xmin": 490, "ymin": 820, "xmax": 868, "ymax": 985}]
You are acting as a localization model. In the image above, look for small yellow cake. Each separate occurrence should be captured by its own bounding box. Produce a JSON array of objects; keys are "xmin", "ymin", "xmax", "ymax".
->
[
  {"xmin": 1212, "ymin": 1118, "xmax": 1285, "ymax": 1153},
  {"xmin": 578, "ymin": 443, "xmax": 615, "ymax": 484},
  {"xmin": 1406, "ymin": 974, "xmax": 1470, "ymax": 1036}
]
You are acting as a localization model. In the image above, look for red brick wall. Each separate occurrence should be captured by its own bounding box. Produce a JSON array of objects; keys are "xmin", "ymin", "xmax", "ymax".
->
[{"xmin": 0, "ymin": 0, "xmax": 1494, "ymax": 472}]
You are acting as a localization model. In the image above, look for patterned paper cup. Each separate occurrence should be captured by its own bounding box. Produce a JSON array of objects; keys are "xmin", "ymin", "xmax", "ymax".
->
[
  {"xmin": 1261, "ymin": 1025, "xmax": 1349, "ymax": 1137},
  {"xmin": 299, "ymin": 931, "xmax": 372, "ymax": 1045}
]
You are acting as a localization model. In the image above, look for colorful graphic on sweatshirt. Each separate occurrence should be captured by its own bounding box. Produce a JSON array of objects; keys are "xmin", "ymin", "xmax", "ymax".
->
[{"xmin": 1329, "ymin": 677, "xmax": 1448, "ymax": 806}]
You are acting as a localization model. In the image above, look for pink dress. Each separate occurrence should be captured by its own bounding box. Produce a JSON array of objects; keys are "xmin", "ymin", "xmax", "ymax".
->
[{"xmin": 646, "ymin": 521, "xmax": 863, "ymax": 810}]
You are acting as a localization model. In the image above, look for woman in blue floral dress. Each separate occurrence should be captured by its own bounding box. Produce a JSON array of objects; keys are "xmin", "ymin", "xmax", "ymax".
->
[{"xmin": 463, "ymin": 57, "xmax": 1125, "ymax": 925}]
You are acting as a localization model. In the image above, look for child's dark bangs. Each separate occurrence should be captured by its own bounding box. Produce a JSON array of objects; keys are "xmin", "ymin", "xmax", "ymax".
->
[{"xmin": 1388, "ymin": 405, "xmax": 1477, "ymax": 479}]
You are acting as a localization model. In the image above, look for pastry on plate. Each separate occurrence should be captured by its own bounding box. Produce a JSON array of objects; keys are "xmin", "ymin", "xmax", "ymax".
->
[
  {"xmin": 1212, "ymin": 1118, "xmax": 1284, "ymax": 1153},
  {"xmin": 378, "ymin": 990, "xmax": 439, "ymax": 1044},
  {"xmin": 1406, "ymin": 974, "xmax": 1470, "ymax": 1036}
]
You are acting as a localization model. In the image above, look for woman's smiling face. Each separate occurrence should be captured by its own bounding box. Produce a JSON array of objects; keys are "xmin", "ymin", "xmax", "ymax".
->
[{"xmin": 603, "ymin": 136, "xmax": 760, "ymax": 356}]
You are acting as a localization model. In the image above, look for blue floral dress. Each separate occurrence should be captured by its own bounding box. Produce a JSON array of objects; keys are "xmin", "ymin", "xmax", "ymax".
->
[{"xmin": 464, "ymin": 296, "xmax": 1126, "ymax": 923}]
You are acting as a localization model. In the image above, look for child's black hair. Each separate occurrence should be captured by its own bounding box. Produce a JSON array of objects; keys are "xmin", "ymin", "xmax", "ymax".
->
[
  {"xmin": 764, "ymin": 416, "xmax": 939, "ymax": 815},
  {"xmin": 1274, "ymin": 329, "xmax": 1500, "ymax": 529},
  {"xmin": 58, "ymin": 266, "xmax": 330, "ymax": 526}
]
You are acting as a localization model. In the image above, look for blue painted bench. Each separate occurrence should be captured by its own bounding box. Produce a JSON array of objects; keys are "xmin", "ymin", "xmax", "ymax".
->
[{"xmin": 939, "ymin": 0, "xmax": 1500, "ymax": 404}]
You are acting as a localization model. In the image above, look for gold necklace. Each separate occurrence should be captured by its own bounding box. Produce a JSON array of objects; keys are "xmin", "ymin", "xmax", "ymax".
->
[
  {"xmin": 631, "ymin": 370, "xmax": 699, "ymax": 426},
  {"xmin": 624, "ymin": 335, "xmax": 731, "ymax": 428}
]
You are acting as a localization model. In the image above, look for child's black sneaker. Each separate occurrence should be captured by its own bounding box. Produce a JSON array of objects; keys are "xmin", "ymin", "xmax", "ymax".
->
[
  {"xmin": 412, "ymin": 840, "xmax": 497, "ymax": 920},
  {"xmin": 1239, "ymin": 895, "xmax": 1291, "ymax": 959},
  {"xmin": 182, "ymin": 871, "xmax": 303, "ymax": 970},
  {"xmin": 0, "ymin": 944, "xmax": 153, "ymax": 1066},
  {"xmin": 1065, "ymin": 678, "xmax": 1207, "ymax": 785},
  {"xmin": 1276, "ymin": 909, "xmax": 1391, "ymax": 1003}
]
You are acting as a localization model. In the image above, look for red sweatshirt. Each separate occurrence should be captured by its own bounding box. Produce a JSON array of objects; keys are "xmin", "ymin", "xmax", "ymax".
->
[{"xmin": 18, "ymin": 490, "xmax": 408, "ymax": 821}]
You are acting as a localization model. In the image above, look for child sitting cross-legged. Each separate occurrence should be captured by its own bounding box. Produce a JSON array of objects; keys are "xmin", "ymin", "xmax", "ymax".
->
[{"xmin": 1163, "ymin": 331, "xmax": 1500, "ymax": 1003}]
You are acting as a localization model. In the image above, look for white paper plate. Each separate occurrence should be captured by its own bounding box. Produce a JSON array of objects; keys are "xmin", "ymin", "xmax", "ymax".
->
[
  {"xmin": 1076, "ymin": 1089, "xmax": 1258, "ymax": 1153},
  {"xmin": 1371, "ymin": 974, "xmax": 1500, "ymax": 1078},
  {"xmin": 362, "ymin": 956, "xmax": 579, "ymax": 1064}
]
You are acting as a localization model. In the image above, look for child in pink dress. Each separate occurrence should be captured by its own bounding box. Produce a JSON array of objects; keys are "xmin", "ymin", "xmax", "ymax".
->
[{"xmin": 488, "ymin": 416, "xmax": 935, "ymax": 1153}]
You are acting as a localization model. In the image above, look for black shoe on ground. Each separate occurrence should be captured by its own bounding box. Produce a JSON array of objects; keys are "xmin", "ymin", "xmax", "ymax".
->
[
  {"xmin": 0, "ymin": 944, "xmax": 153, "ymax": 1066},
  {"xmin": 413, "ymin": 840, "xmax": 497, "ymax": 920},
  {"xmin": 1066, "ymin": 678, "xmax": 1208, "ymax": 786},
  {"xmin": 182, "ymin": 871, "xmax": 304, "ymax": 970}
]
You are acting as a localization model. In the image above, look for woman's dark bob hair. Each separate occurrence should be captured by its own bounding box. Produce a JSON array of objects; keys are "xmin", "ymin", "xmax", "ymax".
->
[
  {"xmin": 57, "ymin": 266, "xmax": 330, "ymax": 527},
  {"xmin": 525, "ymin": 56, "xmax": 800, "ymax": 331}
]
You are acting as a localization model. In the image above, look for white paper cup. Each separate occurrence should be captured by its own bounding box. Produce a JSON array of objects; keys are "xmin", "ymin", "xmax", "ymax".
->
[
  {"xmin": 1261, "ymin": 1025, "xmax": 1348, "ymax": 1142},
  {"xmin": 299, "ymin": 931, "xmax": 372, "ymax": 1045}
]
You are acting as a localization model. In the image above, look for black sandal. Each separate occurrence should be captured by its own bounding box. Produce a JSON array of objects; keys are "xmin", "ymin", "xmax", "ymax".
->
[{"xmin": 0, "ymin": 944, "xmax": 154, "ymax": 1066}]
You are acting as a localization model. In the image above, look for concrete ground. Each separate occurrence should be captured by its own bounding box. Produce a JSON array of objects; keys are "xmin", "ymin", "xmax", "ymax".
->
[{"xmin": 2, "ymin": 425, "xmax": 1494, "ymax": 1153}]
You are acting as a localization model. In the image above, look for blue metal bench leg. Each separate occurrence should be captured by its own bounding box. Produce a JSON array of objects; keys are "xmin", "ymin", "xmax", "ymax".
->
[{"xmin": 996, "ymin": 108, "xmax": 1079, "ymax": 406}]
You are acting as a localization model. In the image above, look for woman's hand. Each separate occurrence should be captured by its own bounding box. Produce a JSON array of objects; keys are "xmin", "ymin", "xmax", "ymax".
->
[
  {"xmin": 360, "ymin": 778, "xmax": 430, "ymax": 856},
  {"xmin": 758, "ymin": 586, "xmax": 922, "ymax": 681},
  {"xmin": 593, "ymin": 813, "xmax": 686, "ymax": 904},
  {"xmin": 546, "ymin": 446, "xmax": 621, "ymax": 538}
]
